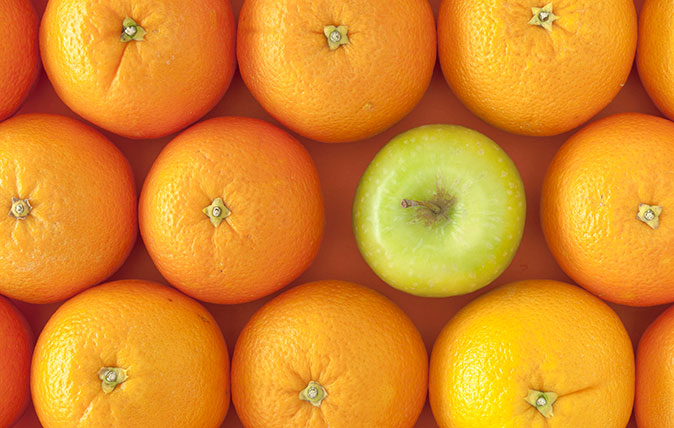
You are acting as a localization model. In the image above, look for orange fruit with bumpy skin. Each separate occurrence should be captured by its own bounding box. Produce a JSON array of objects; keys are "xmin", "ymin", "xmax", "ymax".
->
[
  {"xmin": 636, "ymin": 304, "xmax": 674, "ymax": 428},
  {"xmin": 237, "ymin": 0, "xmax": 437, "ymax": 143},
  {"xmin": 40, "ymin": 0, "xmax": 236, "ymax": 139},
  {"xmin": 0, "ymin": 295, "xmax": 32, "ymax": 428},
  {"xmin": 0, "ymin": 0, "xmax": 39, "ymax": 121},
  {"xmin": 140, "ymin": 117, "xmax": 324, "ymax": 304},
  {"xmin": 430, "ymin": 280, "xmax": 634, "ymax": 428},
  {"xmin": 541, "ymin": 113, "xmax": 674, "ymax": 306},
  {"xmin": 438, "ymin": 0, "xmax": 636, "ymax": 136},
  {"xmin": 31, "ymin": 280, "xmax": 230, "ymax": 428},
  {"xmin": 638, "ymin": 0, "xmax": 674, "ymax": 121},
  {"xmin": 0, "ymin": 114, "xmax": 136, "ymax": 304},
  {"xmin": 231, "ymin": 280, "xmax": 428, "ymax": 428}
]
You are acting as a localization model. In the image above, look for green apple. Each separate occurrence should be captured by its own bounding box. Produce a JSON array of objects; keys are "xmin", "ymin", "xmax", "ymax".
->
[{"xmin": 352, "ymin": 124, "xmax": 526, "ymax": 297}]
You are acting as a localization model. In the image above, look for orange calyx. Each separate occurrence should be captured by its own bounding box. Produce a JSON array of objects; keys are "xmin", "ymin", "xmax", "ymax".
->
[
  {"xmin": 299, "ymin": 381, "xmax": 328, "ymax": 407},
  {"xmin": 121, "ymin": 16, "xmax": 146, "ymax": 42},
  {"xmin": 9, "ymin": 197, "xmax": 31, "ymax": 219}
]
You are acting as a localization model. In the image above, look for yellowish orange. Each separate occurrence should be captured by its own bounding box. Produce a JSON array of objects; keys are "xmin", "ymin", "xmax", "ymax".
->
[{"xmin": 430, "ymin": 280, "xmax": 634, "ymax": 428}]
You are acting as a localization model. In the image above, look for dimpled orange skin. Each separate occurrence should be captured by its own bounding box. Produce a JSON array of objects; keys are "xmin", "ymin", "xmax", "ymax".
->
[
  {"xmin": 237, "ymin": 0, "xmax": 437, "ymax": 143},
  {"xmin": 31, "ymin": 280, "xmax": 230, "ymax": 428},
  {"xmin": 637, "ymin": 0, "xmax": 674, "ymax": 121},
  {"xmin": 39, "ymin": 0, "xmax": 236, "ymax": 139},
  {"xmin": 0, "ymin": 114, "xmax": 136, "ymax": 304},
  {"xmin": 429, "ymin": 280, "xmax": 635, "ymax": 428},
  {"xmin": 139, "ymin": 117, "xmax": 324, "ymax": 304},
  {"xmin": 0, "ymin": 295, "xmax": 33, "ymax": 428},
  {"xmin": 437, "ymin": 0, "xmax": 636, "ymax": 136},
  {"xmin": 541, "ymin": 113, "xmax": 674, "ymax": 306},
  {"xmin": 635, "ymin": 305, "xmax": 674, "ymax": 428},
  {"xmin": 231, "ymin": 280, "xmax": 428, "ymax": 428},
  {"xmin": 0, "ymin": 0, "xmax": 39, "ymax": 121}
]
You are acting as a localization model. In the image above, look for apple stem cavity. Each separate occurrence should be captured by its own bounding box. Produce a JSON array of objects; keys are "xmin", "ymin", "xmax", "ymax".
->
[
  {"xmin": 401, "ymin": 185, "xmax": 457, "ymax": 227},
  {"xmin": 324, "ymin": 25, "xmax": 349, "ymax": 50},
  {"xmin": 525, "ymin": 389, "xmax": 558, "ymax": 418},
  {"xmin": 9, "ymin": 197, "xmax": 32, "ymax": 219},
  {"xmin": 299, "ymin": 381, "xmax": 328, "ymax": 407},
  {"xmin": 121, "ymin": 16, "xmax": 146, "ymax": 42},
  {"xmin": 401, "ymin": 199, "xmax": 442, "ymax": 214},
  {"xmin": 98, "ymin": 367, "xmax": 128, "ymax": 394}
]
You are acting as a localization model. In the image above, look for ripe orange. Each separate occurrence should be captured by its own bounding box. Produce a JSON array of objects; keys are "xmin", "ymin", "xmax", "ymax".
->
[
  {"xmin": 31, "ymin": 280, "xmax": 230, "ymax": 428},
  {"xmin": 231, "ymin": 280, "xmax": 428, "ymax": 428},
  {"xmin": 638, "ymin": 0, "xmax": 674, "ymax": 121},
  {"xmin": 0, "ymin": 295, "xmax": 32, "ymax": 428},
  {"xmin": 237, "ymin": 0, "xmax": 437, "ymax": 143},
  {"xmin": 635, "ymin": 304, "xmax": 674, "ymax": 428},
  {"xmin": 0, "ymin": 0, "xmax": 39, "ymax": 121},
  {"xmin": 430, "ymin": 280, "xmax": 634, "ymax": 428},
  {"xmin": 0, "ymin": 114, "xmax": 136, "ymax": 304},
  {"xmin": 438, "ymin": 0, "xmax": 637, "ymax": 136},
  {"xmin": 140, "ymin": 117, "xmax": 324, "ymax": 304},
  {"xmin": 40, "ymin": 0, "xmax": 236, "ymax": 139},
  {"xmin": 541, "ymin": 113, "xmax": 674, "ymax": 306}
]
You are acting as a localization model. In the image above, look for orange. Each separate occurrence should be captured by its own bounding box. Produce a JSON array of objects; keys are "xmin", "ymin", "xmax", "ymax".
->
[
  {"xmin": 231, "ymin": 280, "xmax": 428, "ymax": 428},
  {"xmin": 0, "ymin": 114, "xmax": 136, "ymax": 304},
  {"xmin": 40, "ymin": 0, "xmax": 236, "ymax": 139},
  {"xmin": 31, "ymin": 280, "xmax": 230, "ymax": 428},
  {"xmin": 438, "ymin": 0, "xmax": 637, "ymax": 136},
  {"xmin": 237, "ymin": 0, "xmax": 436, "ymax": 143},
  {"xmin": 139, "ymin": 117, "xmax": 324, "ymax": 304},
  {"xmin": 0, "ymin": 295, "xmax": 32, "ymax": 428},
  {"xmin": 638, "ymin": 0, "xmax": 674, "ymax": 121},
  {"xmin": 0, "ymin": 0, "xmax": 39, "ymax": 121},
  {"xmin": 429, "ymin": 280, "xmax": 634, "ymax": 428},
  {"xmin": 541, "ymin": 113, "xmax": 674, "ymax": 306},
  {"xmin": 635, "ymin": 304, "xmax": 674, "ymax": 428}
]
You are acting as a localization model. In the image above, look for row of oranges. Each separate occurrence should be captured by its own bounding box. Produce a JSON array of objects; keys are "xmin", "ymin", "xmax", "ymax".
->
[
  {"xmin": 5, "ymin": 0, "xmax": 674, "ymax": 144},
  {"xmin": 3, "ymin": 275, "xmax": 671, "ymax": 428},
  {"xmin": 2, "ymin": 110, "xmax": 669, "ymax": 308},
  {"xmin": 0, "ymin": 276, "xmax": 646, "ymax": 428}
]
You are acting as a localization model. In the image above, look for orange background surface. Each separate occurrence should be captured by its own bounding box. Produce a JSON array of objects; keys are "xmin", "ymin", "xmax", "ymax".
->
[{"xmin": 11, "ymin": 0, "xmax": 659, "ymax": 426}]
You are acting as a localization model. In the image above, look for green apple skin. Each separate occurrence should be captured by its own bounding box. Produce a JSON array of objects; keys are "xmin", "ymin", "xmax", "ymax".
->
[{"xmin": 352, "ymin": 124, "xmax": 526, "ymax": 297}]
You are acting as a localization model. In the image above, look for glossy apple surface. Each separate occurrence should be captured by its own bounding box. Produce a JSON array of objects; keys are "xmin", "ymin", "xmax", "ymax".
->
[{"xmin": 353, "ymin": 124, "xmax": 526, "ymax": 297}]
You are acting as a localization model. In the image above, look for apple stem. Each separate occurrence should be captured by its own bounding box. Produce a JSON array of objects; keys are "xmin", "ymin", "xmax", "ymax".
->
[{"xmin": 401, "ymin": 199, "xmax": 442, "ymax": 214}]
